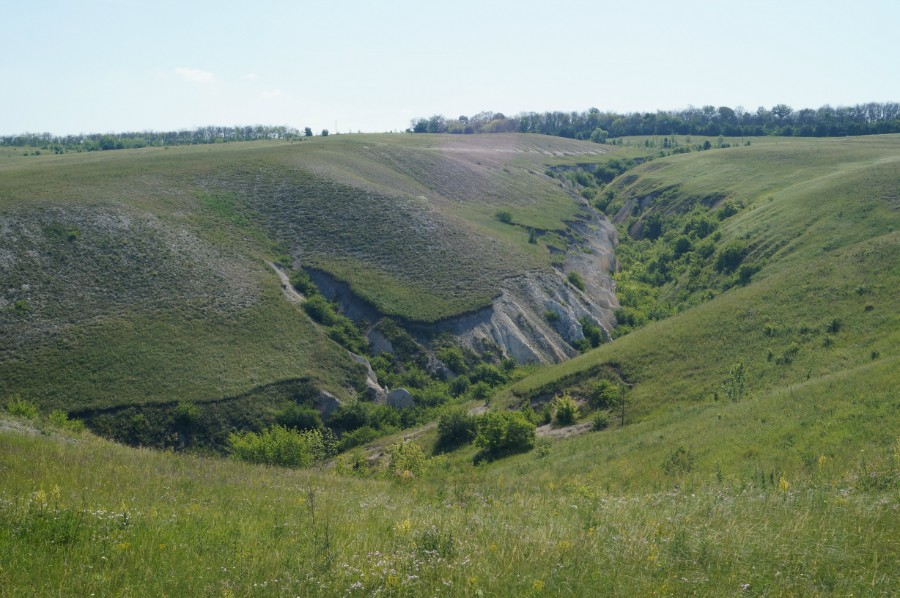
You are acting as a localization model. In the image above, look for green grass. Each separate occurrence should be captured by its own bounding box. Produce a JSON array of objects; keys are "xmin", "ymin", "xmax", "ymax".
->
[
  {"xmin": 1, "ymin": 356, "xmax": 895, "ymax": 595},
  {"xmin": 1, "ymin": 134, "xmax": 897, "ymax": 595}
]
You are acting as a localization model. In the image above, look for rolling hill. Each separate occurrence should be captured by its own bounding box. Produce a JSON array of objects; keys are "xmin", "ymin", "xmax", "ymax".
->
[{"xmin": 1, "ymin": 133, "xmax": 897, "ymax": 595}]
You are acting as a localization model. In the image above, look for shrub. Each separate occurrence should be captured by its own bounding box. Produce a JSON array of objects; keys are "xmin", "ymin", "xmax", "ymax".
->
[
  {"xmin": 276, "ymin": 404, "xmax": 323, "ymax": 431},
  {"xmin": 721, "ymin": 362, "xmax": 747, "ymax": 403},
  {"xmin": 579, "ymin": 317, "xmax": 604, "ymax": 348},
  {"xmin": 475, "ymin": 411, "xmax": 536, "ymax": 456},
  {"xmin": 338, "ymin": 426, "xmax": 380, "ymax": 452},
  {"xmin": 469, "ymin": 363, "xmax": 507, "ymax": 387},
  {"xmin": 437, "ymin": 408, "xmax": 476, "ymax": 448},
  {"xmin": 5, "ymin": 395, "xmax": 39, "ymax": 419},
  {"xmin": 436, "ymin": 346, "xmax": 468, "ymax": 375},
  {"xmin": 468, "ymin": 381, "xmax": 493, "ymax": 402},
  {"xmin": 567, "ymin": 271, "xmax": 586, "ymax": 291},
  {"xmin": 302, "ymin": 295, "xmax": 337, "ymax": 326},
  {"xmin": 386, "ymin": 441, "xmax": 428, "ymax": 478},
  {"xmin": 290, "ymin": 270, "xmax": 319, "ymax": 296},
  {"xmin": 662, "ymin": 446, "xmax": 695, "ymax": 475},
  {"xmin": 715, "ymin": 241, "xmax": 747, "ymax": 273},
  {"xmin": 590, "ymin": 380, "xmax": 619, "ymax": 409},
  {"xmin": 172, "ymin": 402, "xmax": 199, "ymax": 430},
  {"xmin": 592, "ymin": 411, "xmax": 610, "ymax": 431},
  {"xmin": 48, "ymin": 410, "xmax": 85, "ymax": 432},
  {"xmin": 553, "ymin": 392, "xmax": 579, "ymax": 426},
  {"xmin": 228, "ymin": 425, "xmax": 335, "ymax": 468},
  {"xmin": 495, "ymin": 210, "xmax": 513, "ymax": 224}
]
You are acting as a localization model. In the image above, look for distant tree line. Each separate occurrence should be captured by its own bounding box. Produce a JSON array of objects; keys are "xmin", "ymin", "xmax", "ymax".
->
[
  {"xmin": 0, "ymin": 125, "xmax": 307, "ymax": 152},
  {"xmin": 410, "ymin": 102, "xmax": 900, "ymax": 140}
]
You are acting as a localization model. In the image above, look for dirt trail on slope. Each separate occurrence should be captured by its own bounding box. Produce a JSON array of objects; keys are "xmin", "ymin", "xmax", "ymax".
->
[{"xmin": 267, "ymin": 261, "xmax": 304, "ymax": 304}]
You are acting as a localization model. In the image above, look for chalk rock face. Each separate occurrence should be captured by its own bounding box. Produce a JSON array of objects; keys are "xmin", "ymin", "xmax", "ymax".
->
[
  {"xmin": 386, "ymin": 388, "xmax": 414, "ymax": 409},
  {"xmin": 316, "ymin": 390, "xmax": 340, "ymax": 418},
  {"xmin": 350, "ymin": 352, "xmax": 388, "ymax": 402},
  {"xmin": 417, "ymin": 206, "xmax": 619, "ymax": 365}
]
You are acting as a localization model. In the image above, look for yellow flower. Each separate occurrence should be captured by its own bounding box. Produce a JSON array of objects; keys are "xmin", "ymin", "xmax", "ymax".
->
[
  {"xmin": 532, "ymin": 579, "xmax": 544, "ymax": 591},
  {"xmin": 394, "ymin": 518, "xmax": 411, "ymax": 534},
  {"xmin": 818, "ymin": 455, "xmax": 827, "ymax": 467},
  {"xmin": 489, "ymin": 543, "xmax": 498, "ymax": 553},
  {"xmin": 50, "ymin": 485, "xmax": 61, "ymax": 504},
  {"xmin": 779, "ymin": 476, "xmax": 790, "ymax": 492},
  {"xmin": 386, "ymin": 575, "xmax": 400, "ymax": 589}
]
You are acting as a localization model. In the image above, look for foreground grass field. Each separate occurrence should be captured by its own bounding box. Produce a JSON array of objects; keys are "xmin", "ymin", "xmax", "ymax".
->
[{"xmin": 1, "ymin": 356, "xmax": 896, "ymax": 596}]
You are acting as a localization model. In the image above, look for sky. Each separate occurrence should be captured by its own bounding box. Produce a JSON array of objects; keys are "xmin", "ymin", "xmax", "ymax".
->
[{"xmin": 2, "ymin": 0, "xmax": 899, "ymax": 136}]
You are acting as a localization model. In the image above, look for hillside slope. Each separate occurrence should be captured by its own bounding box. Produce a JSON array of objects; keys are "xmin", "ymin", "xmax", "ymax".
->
[
  {"xmin": 0, "ymin": 134, "xmax": 619, "ymax": 417},
  {"xmin": 504, "ymin": 135, "xmax": 899, "ymax": 423}
]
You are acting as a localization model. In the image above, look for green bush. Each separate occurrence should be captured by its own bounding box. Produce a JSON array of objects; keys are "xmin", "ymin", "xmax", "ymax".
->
[
  {"xmin": 590, "ymin": 380, "xmax": 619, "ymax": 409},
  {"xmin": 436, "ymin": 346, "xmax": 468, "ymax": 374},
  {"xmin": 715, "ymin": 240, "xmax": 747, "ymax": 273},
  {"xmin": 228, "ymin": 425, "xmax": 335, "ymax": 468},
  {"xmin": 276, "ymin": 404, "xmax": 323, "ymax": 431},
  {"xmin": 302, "ymin": 295, "xmax": 338, "ymax": 326},
  {"xmin": 553, "ymin": 392, "xmax": 579, "ymax": 426},
  {"xmin": 5, "ymin": 395, "xmax": 39, "ymax": 419},
  {"xmin": 337, "ymin": 425, "xmax": 381, "ymax": 452},
  {"xmin": 48, "ymin": 409, "xmax": 85, "ymax": 432},
  {"xmin": 495, "ymin": 210, "xmax": 513, "ymax": 224},
  {"xmin": 469, "ymin": 363, "xmax": 507, "ymax": 387},
  {"xmin": 437, "ymin": 408, "xmax": 476, "ymax": 448},
  {"xmin": 567, "ymin": 271, "xmax": 585, "ymax": 291},
  {"xmin": 290, "ymin": 269, "xmax": 319, "ymax": 296},
  {"xmin": 592, "ymin": 411, "xmax": 610, "ymax": 431},
  {"xmin": 475, "ymin": 411, "xmax": 536, "ymax": 456},
  {"xmin": 386, "ymin": 441, "xmax": 429, "ymax": 478},
  {"xmin": 468, "ymin": 381, "xmax": 493, "ymax": 402},
  {"xmin": 662, "ymin": 445, "xmax": 695, "ymax": 475}
]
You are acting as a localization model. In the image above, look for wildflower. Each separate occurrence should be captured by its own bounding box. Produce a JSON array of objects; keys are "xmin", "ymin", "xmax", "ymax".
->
[
  {"xmin": 817, "ymin": 455, "xmax": 827, "ymax": 467},
  {"xmin": 779, "ymin": 476, "xmax": 790, "ymax": 492},
  {"xmin": 532, "ymin": 579, "xmax": 544, "ymax": 591},
  {"xmin": 394, "ymin": 518, "xmax": 411, "ymax": 534}
]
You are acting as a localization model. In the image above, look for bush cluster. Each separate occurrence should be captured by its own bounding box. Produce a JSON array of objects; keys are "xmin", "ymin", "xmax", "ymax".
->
[{"xmin": 228, "ymin": 425, "xmax": 336, "ymax": 468}]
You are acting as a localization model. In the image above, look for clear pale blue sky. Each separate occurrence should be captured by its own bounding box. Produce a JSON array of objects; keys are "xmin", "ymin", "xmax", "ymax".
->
[{"xmin": 3, "ymin": 0, "xmax": 898, "ymax": 135}]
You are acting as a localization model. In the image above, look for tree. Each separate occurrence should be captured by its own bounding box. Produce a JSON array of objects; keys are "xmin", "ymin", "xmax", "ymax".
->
[
  {"xmin": 320, "ymin": 129, "xmax": 329, "ymax": 137},
  {"xmin": 304, "ymin": 127, "xmax": 313, "ymax": 137}
]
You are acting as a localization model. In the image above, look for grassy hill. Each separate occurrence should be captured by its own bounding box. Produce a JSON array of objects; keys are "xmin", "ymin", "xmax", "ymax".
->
[
  {"xmin": 0, "ymin": 134, "xmax": 614, "ymax": 416},
  {"xmin": 1, "ymin": 134, "xmax": 897, "ymax": 594}
]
